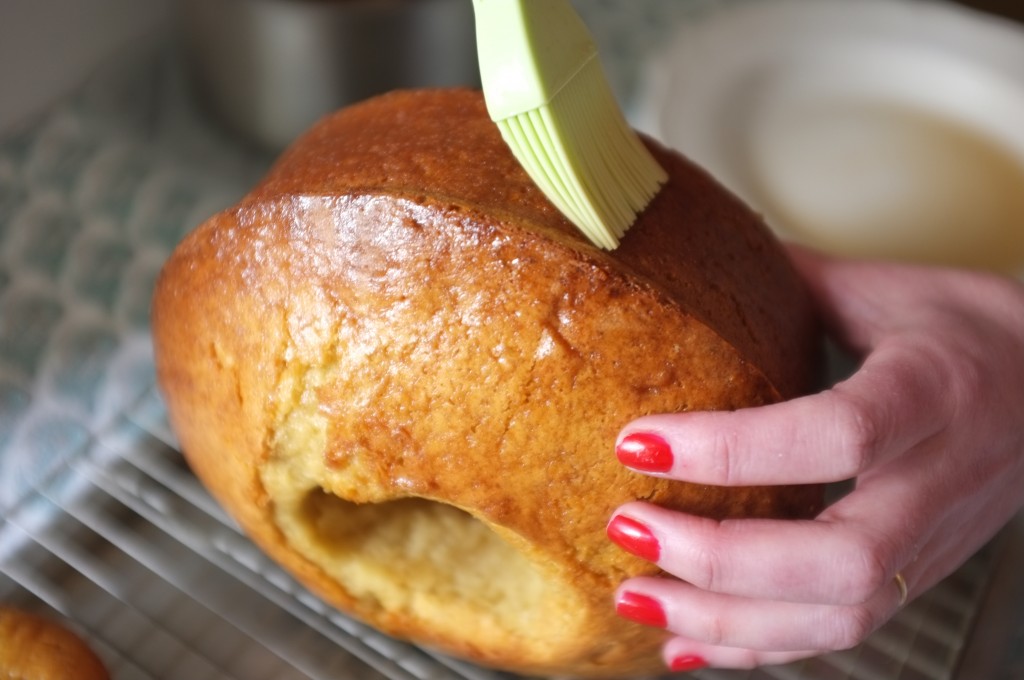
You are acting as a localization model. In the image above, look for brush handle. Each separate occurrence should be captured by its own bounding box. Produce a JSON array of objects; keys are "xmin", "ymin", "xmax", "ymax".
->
[{"xmin": 472, "ymin": 0, "xmax": 598, "ymax": 120}]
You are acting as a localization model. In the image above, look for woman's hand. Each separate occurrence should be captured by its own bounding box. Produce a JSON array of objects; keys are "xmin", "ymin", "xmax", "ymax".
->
[{"xmin": 607, "ymin": 246, "xmax": 1024, "ymax": 671}]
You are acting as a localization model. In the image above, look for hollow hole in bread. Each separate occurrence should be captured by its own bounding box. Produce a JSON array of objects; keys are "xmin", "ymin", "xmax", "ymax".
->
[{"xmin": 278, "ymin": 487, "xmax": 584, "ymax": 645}]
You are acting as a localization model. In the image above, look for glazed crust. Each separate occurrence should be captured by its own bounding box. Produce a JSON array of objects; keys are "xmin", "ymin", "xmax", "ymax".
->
[
  {"xmin": 0, "ymin": 607, "xmax": 108, "ymax": 680},
  {"xmin": 152, "ymin": 89, "xmax": 823, "ymax": 677}
]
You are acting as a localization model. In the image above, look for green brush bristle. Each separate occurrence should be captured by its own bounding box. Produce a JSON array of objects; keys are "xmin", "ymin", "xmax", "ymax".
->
[
  {"xmin": 473, "ymin": 0, "xmax": 667, "ymax": 249},
  {"xmin": 496, "ymin": 57, "xmax": 668, "ymax": 250}
]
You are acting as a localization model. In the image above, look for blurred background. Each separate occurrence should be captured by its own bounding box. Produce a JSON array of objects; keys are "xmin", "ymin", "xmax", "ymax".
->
[
  {"xmin": 2, "ymin": 0, "xmax": 1021, "ymax": 134},
  {"xmin": 3, "ymin": 0, "xmax": 1023, "ymax": 270}
]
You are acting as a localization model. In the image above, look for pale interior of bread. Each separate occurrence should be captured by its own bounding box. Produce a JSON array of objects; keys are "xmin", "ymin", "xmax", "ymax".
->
[{"xmin": 259, "ymin": 370, "xmax": 586, "ymax": 654}]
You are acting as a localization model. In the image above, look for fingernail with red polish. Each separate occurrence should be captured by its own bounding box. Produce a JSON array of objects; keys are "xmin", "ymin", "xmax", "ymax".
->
[
  {"xmin": 669, "ymin": 654, "xmax": 709, "ymax": 673},
  {"xmin": 616, "ymin": 432, "xmax": 674, "ymax": 473},
  {"xmin": 615, "ymin": 591, "xmax": 667, "ymax": 628},
  {"xmin": 607, "ymin": 515, "xmax": 661, "ymax": 562}
]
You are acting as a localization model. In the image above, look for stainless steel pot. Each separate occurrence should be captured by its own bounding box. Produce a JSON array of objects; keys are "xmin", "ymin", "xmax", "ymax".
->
[{"xmin": 179, "ymin": 0, "xmax": 479, "ymax": 150}]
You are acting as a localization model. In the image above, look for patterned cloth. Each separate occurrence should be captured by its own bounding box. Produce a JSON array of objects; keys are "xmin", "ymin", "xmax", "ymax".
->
[{"xmin": 0, "ymin": 44, "xmax": 270, "ymax": 508}]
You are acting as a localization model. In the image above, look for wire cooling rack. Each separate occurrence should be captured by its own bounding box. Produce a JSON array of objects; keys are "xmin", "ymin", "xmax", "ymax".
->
[{"xmin": 0, "ymin": 382, "xmax": 1001, "ymax": 680}]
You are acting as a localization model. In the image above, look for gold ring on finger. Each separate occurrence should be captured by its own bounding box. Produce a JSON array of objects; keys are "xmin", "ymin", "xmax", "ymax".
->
[{"xmin": 893, "ymin": 572, "xmax": 908, "ymax": 608}]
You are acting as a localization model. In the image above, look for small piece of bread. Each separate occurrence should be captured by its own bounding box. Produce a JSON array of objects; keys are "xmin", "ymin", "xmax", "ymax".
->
[
  {"xmin": 0, "ymin": 606, "xmax": 108, "ymax": 680},
  {"xmin": 153, "ymin": 89, "xmax": 824, "ymax": 677}
]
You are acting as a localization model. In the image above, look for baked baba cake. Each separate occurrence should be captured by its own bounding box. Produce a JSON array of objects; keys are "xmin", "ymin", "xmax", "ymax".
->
[
  {"xmin": 152, "ymin": 89, "xmax": 823, "ymax": 677},
  {"xmin": 0, "ymin": 606, "xmax": 109, "ymax": 679}
]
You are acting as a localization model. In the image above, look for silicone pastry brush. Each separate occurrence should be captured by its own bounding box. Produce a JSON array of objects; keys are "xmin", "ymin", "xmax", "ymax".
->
[{"xmin": 472, "ymin": 0, "xmax": 668, "ymax": 250}]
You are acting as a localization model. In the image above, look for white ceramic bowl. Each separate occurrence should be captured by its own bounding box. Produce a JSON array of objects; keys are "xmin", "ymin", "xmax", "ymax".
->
[{"xmin": 637, "ymin": 0, "xmax": 1024, "ymax": 274}]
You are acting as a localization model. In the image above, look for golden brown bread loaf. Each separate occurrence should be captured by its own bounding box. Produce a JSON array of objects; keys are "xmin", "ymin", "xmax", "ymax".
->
[
  {"xmin": 0, "ymin": 606, "xmax": 109, "ymax": 680},
  {"xmin": 152, "ymin": 89, "xmax": 823, "ymax": 678}
]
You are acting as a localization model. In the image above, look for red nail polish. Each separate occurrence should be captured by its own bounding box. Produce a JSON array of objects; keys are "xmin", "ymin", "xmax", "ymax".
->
[
  {"xmin": 615, "ymin": 591, "xmax": 667, "ymax": 628},
  {"xmin": 616, "ymin": 432, "xmax": 673, "ymax": 473},
  {"xmin": 607, "ymin": 515, "xmax": 661, "ymax": 562},
  {"xmin": 669, "ymin": 654, "xmax": 709, "ymax": 673}
]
